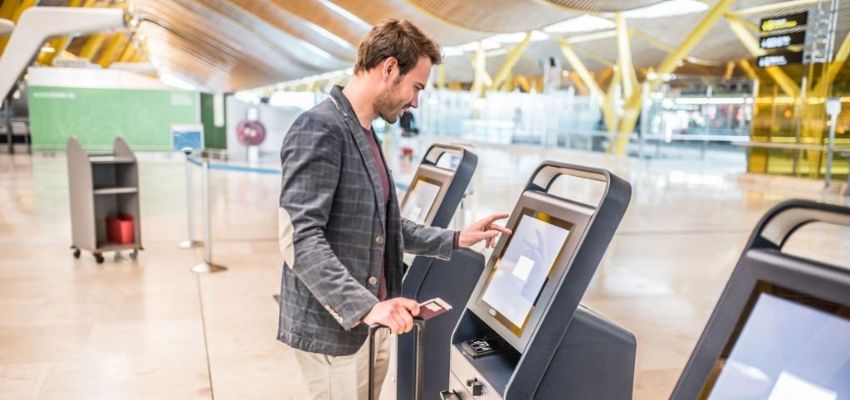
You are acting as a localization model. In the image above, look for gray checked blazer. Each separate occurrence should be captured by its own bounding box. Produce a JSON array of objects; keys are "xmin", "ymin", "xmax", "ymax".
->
[{"xmin": 277, "ymin": 86, "xmax": 455, "ymax": 356}]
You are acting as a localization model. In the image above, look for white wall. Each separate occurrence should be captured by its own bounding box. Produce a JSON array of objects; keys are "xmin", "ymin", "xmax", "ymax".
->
[
  {"xmin": 225, "ymin": 96, "xmax": 304, "ymax": 161},
  {"xmin": 27, "ymin": 66, "xmax": 177, "ymax": 91}
]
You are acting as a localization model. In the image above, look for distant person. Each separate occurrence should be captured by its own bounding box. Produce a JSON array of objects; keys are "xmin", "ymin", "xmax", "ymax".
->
[
  {"xmin": 277, "ymin": 19, "xmax": 511, "ymax": 400},
  {"xmin": 399, "ymin": 109, "xmax": 419, "ymax": 137},
  {"xmin": 512, "ymin": 106, "xmax": 523, "ymax": 138}
]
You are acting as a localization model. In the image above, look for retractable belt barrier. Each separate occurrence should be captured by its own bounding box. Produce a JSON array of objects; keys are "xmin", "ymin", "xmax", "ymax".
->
[{"xmin": 179, "ymin": 154, "xmax": 411, "ymax": 273}]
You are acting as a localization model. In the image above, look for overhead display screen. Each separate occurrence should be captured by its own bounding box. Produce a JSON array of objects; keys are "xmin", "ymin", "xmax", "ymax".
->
[
  {"xmin": 703, "ymin": 291, "xmax": 850, "ymax": 400},
  {"xmin": 479, "ymin": 210, "xmax": 572, "ymax": 335},
  {"xmin": 400, "ymin": 178, "xmax": 442, "ymax": 224}
]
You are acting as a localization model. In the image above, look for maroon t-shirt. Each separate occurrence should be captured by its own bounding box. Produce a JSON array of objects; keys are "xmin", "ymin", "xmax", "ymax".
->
[{"xmin": 363, "ymin": 126, "xmax": 390, "ymax": 300}]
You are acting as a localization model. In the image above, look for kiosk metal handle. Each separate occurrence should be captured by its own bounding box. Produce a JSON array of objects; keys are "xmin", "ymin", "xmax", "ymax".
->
[
  {"xmin": 524, "ymin": 161, "xmax": 625, "ymax": 208},
  {"xmin": 422, "ymin": 143, "xmax": 470, "ymax": 170},
  {"xmin": 368, "ymin": 320, "xmax": 426, "ymax": 400},
  {"xmin": 749, "ymin": 199, "xmax": 850, "ymax": 250}
]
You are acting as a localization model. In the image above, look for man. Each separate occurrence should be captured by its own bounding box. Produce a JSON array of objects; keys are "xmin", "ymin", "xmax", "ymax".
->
[{"xmin": 277, "ymin": 19, "xmax": 510, "ymax": 400}]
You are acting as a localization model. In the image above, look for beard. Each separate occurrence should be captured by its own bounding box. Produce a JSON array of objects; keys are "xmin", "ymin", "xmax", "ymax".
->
[{"xmin": 374, "ymin": 78, "xmax": 405, "ymax": 124}]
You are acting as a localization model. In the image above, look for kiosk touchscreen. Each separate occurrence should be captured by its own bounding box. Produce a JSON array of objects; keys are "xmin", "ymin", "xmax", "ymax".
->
[
  {"xmin": 471, "ymin": 199, "xmax": 589, "ymax": 351},
  {"xmin": 443, "ymin": 162, "xmax": 634, "ymax": 400},
  {"xmin": 401, "ymin": 174, "xmax": 448, "ymax": 225},
  {"xmin": 671, "ymin": 200, "xmax": 850, "ymax": 400},
  {"xmin": 398, "ymin": 144, "xmax": 475, "ymax": 229}
]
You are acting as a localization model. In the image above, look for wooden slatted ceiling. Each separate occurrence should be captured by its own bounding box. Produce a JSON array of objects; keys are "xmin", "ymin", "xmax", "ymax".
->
[
  {"xmin": 334, "ymin": 0, "xmax": 491, "ymax": 44},
  {"xmin": 542, "ymin": 0, "xmax": 667, "ymax": 12},
  {"xmin": 403, "ymin": 0, "xmax": 579, "ymax": 33}
]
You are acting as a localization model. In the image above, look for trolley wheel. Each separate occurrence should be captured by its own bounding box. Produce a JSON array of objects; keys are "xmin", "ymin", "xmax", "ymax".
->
[
  {"xmin": 72, "ymin": 248, "xmax": 81, "ymax": 258},
  {"xmin": 94, "ymin": 253, "xmax": 105, "ymax": 264},
  {"xmin": 129, "ymin": 250, "xmax": 138, "ymax": 261}
]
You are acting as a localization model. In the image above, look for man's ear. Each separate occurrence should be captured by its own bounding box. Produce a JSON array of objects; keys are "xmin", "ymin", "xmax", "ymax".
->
[{"xmin": 382, "ymin": 57, "xmax": 399, "ymax": 81}]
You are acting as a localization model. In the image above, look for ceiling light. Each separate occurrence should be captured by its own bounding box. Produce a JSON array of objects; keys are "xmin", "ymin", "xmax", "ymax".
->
[
  {"xmin": 305, "ymin": 23, "xmax": 354, "ymax": 50},
  {"xmin": 316, "ymin": 0, "xmax": 372, "ymax": 31},
  {"xmin": 612, "ymin": 0, "xmax": 709, "ymax": 19},
  {"xmin": 456, "ymin": 40, "xmax": 502, "ymax": 53},
  {"xmin": 543, "ymin": 15, "xmax": 615, "ymax": 34},
  {"xmin": 159, "ymin": 72, "xmax": 197, "ymax": 91},
  {"xmin": 486, "ymin": 31, "xmax": 548, "ymax": 44}
]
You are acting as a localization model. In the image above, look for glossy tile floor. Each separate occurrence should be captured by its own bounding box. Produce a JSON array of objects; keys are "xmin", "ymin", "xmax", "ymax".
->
[{"xmin": 1, "ymin": 137, "xmax": 848, "ymax": 400}]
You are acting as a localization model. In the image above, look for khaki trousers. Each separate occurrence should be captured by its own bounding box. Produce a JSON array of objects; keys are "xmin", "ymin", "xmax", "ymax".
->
[{"xmin": 293, "ymin": 329, "xmax": 391, "ymax": 400}]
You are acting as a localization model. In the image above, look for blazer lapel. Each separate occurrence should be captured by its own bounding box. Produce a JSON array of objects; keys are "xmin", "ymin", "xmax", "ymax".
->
[{"xmin": 330, "ymin": 87, "xmax": 387, "ymax": 231}]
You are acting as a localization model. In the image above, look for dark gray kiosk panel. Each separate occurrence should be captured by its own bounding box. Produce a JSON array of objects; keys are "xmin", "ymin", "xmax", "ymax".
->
[
  {"xmin": 395, "ymin": 143, "xmax": 480, "ymax": 400},
  {"xmin": 399, "ymin": 143, "xmax": 476, "ymax": 228},
  {"xmin": 442, "ymin": 161, "xmax": 634, "ymax": 400},
  {"xmin": 671, "ymin": 199, "xmax": 850, "ymax": 400}
]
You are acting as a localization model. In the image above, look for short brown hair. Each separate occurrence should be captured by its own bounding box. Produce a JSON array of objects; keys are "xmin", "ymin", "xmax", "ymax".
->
[{"xmin": 354, "ymin": 19, "xmax": 442, "ymax": 76}]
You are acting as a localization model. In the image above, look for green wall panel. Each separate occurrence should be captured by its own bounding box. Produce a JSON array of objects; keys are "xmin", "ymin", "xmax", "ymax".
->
[
  {"xmin": 28, "ymin": 86, "xmax": 199, "ymax": 151},
  {"xmin": 200, "ymin": 92, "xmax": 227, "ymax": 150}
]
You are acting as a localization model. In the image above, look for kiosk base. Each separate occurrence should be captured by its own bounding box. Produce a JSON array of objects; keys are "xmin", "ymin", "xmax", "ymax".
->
[
  {"xmin": 448, "ymin": 306, "xmax": 636, "ymax": 399},
  {"xmin": 395, "ymin": 248, "xmax": 485, "ymax": 400}
]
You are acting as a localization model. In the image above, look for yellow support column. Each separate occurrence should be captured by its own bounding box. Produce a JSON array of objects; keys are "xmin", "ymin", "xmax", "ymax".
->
[
  {"xmin": 724, "ymin": 61, "xmax": 736, "ymax": 80},
  {"xmin": 558, "ymin": 40, "xmax": 619, "ymax": 132},
  {"xmin": 0, "ymin": 0, "xmax": 19, "ymax": 20},
  {"xmin": 568, "ymin": 74, "xmax": 589, "ymax": 96},
  {"xmin": 97, "ymin": 33, "xmax": 128, "ymax": 67},
  {"xmin": 79, "ymin": 34, "xmax": 107, "ymax": 61},
  {"xmin": 814, "ymin": 30, "xmax": 850, "ymax": 95},
  {"xmin": 558, "ymin": 40, "xmax": 606, "ymax": 101},
  {"xmin": 613, "ymin": 0, "xmax": 737, "ymax": 155},
  {"xmin": 469, "ymin": 41, "xmax": 492, "ymax": 98},
  {"xmin": 491, "ymin": 32, "xmax": 532, "ymax": 91},
  {"xmin": 436, "ymin": 62, "xmax": 446, "ymax": 90},
  {"xmin": 605, "ymin": 66, "xmax": 622, "ymax": 137},
  {"xmin": 10, "ymin": 0, "xmax": 37, "ymax": 21},
  {"xmin": 799, "ymin": 31, "xmax": 850, "ymax": 178},
  {"xmin": 0, "ymin": 0, "xmax": 39, "ymax": 54},
  {"xmin": 738, "ymin": 59, "xmax": 759, "ymax": 80},
  {"xmin": 615, "ymin": 12, "xmax": 638, "ymax": 99},
  {"xmin": 514, "ymin": 76, "xmax": 530, "ymax": 93},
  {"xmin": 38, "ymin": 0, "xmax": 88, "ymax": 65},
  {"xmin": 119, "ymin": 43, "xmax": 136, "ymax": 62}
]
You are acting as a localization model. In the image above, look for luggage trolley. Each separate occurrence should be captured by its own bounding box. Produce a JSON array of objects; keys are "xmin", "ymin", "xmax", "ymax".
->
[
  {"xmin": 672, "ymin": 199, "xmax": 850, "ymax": 400},
  {"xmin": 442, "ymin": 161, "xmax": 635, "ymax": 399}
]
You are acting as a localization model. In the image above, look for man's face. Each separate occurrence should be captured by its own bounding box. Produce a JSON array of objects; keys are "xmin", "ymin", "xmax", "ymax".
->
[{"xmin": 374, "ymin": 56, "xmax": 431, "ymax": 124}]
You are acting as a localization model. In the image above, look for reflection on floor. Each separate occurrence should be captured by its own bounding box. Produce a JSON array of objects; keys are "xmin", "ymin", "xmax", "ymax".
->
[{"xmin": 1, "ymin": 137, "xmax": 848, "ymax": 400}]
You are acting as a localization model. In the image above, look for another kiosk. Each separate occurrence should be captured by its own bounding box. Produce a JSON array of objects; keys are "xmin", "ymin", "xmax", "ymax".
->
[
  {"xmin": 390, "ymin": 144, "xmax": 483, "ymax": 400},
  {"xmin": 399, "ymin": 143, "xmax": 476, "ymax": 228},
  {"xmin": 442, "ymin": 161, "xmax": 635, "ymax": 400},
  {"xmin": 671, "ymin": 200, "xmax": 850, "ymax": 400}
]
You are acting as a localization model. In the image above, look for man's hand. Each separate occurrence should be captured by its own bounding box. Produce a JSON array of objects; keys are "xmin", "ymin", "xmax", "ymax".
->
[
  {"xmin": 459, "ymin": 213, "xmax": 512, "ymax": 249},
  {"xmin": 362, "ymin": 297, "xmax": 420, "ymax": 334}
]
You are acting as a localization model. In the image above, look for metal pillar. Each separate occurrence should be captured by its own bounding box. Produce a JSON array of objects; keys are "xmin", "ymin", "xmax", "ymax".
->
[
  {"xmin": 179, "ymin": 151, "xmax": 203, "ymax": 249},
  {"xmin": 192, "ymin": 159, "xmax": 227, "ymax": 273},
  {"xmin": 824, "ymin": 98, "xmax": 841, "ymax": 188}
]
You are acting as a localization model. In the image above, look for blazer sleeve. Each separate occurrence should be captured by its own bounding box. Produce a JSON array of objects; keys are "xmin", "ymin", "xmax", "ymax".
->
[
  {"xmin": 400, "ymin": 218, "xmax": 454, "ymax": 260},
  {"xmin": 279, "ymin": 115, "xmax": 377, "ymax": 330}
]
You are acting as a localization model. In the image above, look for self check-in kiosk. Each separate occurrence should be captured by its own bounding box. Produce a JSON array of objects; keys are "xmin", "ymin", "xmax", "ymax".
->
[
  {"xmin": 388, "ymin": 143, "xmax": 483, "ymax": 400},
  {"xmin": 399, "ymin": 143, "xmax": 476, "ymax": 228},
  {"xmin": 441, "ymin": 161, "xmax": 634, "ymax": 400},
  {"xmin": 671, "ymin": 200, "xmax": 850, "ymax": 400}
]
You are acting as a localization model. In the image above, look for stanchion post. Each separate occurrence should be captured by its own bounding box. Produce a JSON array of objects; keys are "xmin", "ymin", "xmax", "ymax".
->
[
  {"xmin": 192, "ymin": 158, "xmax": 227, "ymax": 273},
  {"xmin": 825, "ymin": 98, "xmax": 840, "ymax": 188},
  {"xmin": 179, "ymin": 148, "xmax": 203, "ymax": 249}
]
